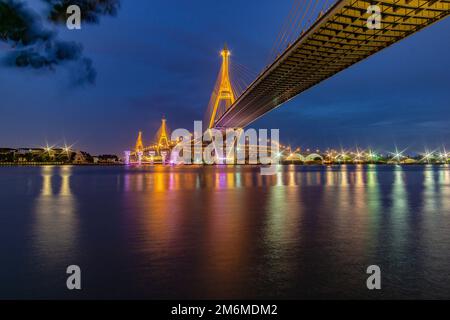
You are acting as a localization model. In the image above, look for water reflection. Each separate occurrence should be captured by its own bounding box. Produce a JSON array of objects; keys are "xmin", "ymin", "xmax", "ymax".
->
[
  {"xmin": 340, "ymin": 165, "xmax": 349, "ymax": 186},
  {"xmin": 388, "ymin": 166, "xmax": 409, "ymax": 256},
  {"xmin": 423, "ymin": 166, "xmax": 437, "ymax": 213},
  {"xmin": 33, "ymin": 166, "xmax": 79, "ymax": 264},
  {"xmin": 392, "ymin": 166, "xmax": 407, "ymax": 216},
  {"xmin": 267, "ymin": 174, "xmax": 301, "ymax": 247},
  {"xmin": 366, "ymin": 166, "xmax": 380, "ymax": 236},
  {"xmin": 257, "ymin": 177, "xmax": 302, "ymax": 295},
  {"xmin": 4, "ymin": 165, "xmax": 450, "ymax": 299},
  {"xmin": 439, "ymin": 166, "xmax": 450, "ymax": 215}
]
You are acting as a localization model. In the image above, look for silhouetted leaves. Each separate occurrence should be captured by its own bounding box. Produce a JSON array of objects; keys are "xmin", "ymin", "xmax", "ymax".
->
[
  {"xmin": 0, "ymin": 0, "xmax": 121, "ymax": 85},
  {"xmin": 0, "ymin": 1, "xmax": 52, "ymax": 45}
]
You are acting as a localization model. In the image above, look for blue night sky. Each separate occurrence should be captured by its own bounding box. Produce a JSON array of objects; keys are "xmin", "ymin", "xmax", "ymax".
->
[{"xmin": 1, "ymin": 0, "xmax": 449, "ymax": 155}]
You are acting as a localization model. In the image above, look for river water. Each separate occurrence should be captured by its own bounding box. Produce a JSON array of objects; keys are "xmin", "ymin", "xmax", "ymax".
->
[{"xmin": 1, "ymin": 165, "xmax": 450, "ymax": 299}]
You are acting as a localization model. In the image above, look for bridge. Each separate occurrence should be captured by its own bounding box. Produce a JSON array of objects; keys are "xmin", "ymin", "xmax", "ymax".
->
[
  {"xmin": 207, "ymin": 0, "xmax": 450, "ymax": 129},
  {"xmin": 128, "ymin": 117, "xmax": 177, "ymax": 164}
]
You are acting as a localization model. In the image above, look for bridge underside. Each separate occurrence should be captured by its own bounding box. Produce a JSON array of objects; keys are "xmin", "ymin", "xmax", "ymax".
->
[{"xmin": 214, "ymin": 0, "xmax": 450, "ymax": 128}]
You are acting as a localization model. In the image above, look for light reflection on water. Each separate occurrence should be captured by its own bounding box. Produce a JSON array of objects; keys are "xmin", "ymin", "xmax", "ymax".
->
[
  {"xmin": 1, "ymin": 165, "xmax": 450, "ymax": 299},
  {"xmin": 33, "ymin": 166, "xmax": 79, "ymax": 266}
]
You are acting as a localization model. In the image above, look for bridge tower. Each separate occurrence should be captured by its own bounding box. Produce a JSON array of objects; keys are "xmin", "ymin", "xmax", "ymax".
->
[
  {"xmin": 208, "ymin": 44, "xmax": 235, "ymax": 129},
  {"xmin": 135, "ymin": 131, "xmax": 144, "ymax": 153},
  {"xmin": 157, "ymin": 117, "xmax": 169, "ymax": 148}
]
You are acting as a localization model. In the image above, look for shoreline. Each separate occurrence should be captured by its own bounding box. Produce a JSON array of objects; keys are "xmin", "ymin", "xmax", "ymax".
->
[
  {"xmin": 0, "ymin": 162, "xmax": 448, "ymax": 167},
  {"xmin": 0, "ymin": 163, "xmax": 123, "ymax": 166}
]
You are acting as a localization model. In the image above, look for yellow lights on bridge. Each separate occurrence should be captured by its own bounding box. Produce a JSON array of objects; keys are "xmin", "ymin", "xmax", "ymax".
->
[
  {"xmin": 220, "ymin": 43, "xmax": 231, "ymax": 57},
  {"xmin": 215, "ymin": 0, "xmax": 450, "ymax": 128},
  {"xmin": 220, "ymin": 49, "xmax": 231, "ymax": 58},
  {"xmin": 158, "ymin": 117, "xmax": 170, "ymax": 147},
  {"xmin": 130, "ymin": 117, "xmax": 178, "ymax": 164},
  {"xmin": 135, "ymin": 131, "xmax": 144, "ymax": 153},
  {"xmin": 207, "ymin": 44, "xmax": 236, "ymax": 129}
]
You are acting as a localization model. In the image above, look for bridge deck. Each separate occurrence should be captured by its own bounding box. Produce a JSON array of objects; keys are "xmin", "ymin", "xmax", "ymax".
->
[{"xmin": 214, "ymin": 0, "xmax": 450, "ymax": 128}]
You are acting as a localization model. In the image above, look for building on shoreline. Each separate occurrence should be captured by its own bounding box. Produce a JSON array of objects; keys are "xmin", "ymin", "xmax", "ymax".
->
[{"xmin": 0, "ymin": 147, "xmax": 119, "ymax": 165}]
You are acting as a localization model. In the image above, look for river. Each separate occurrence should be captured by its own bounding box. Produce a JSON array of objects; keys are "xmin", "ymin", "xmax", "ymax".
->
[{"xmin": 1, "ymin": 165, "xmax": 450, "ymax": 299}]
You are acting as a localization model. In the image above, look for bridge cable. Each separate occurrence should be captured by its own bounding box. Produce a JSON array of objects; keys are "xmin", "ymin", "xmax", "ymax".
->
[
  {"xmin": 204, "ymin": 64, "xmax": 223, "ymax": 126},
  {"xmin": 295, "ymin": 0, "xmax": 320, "ymax": 40},
  {"xmin": 218, "ymin": 0, "xmax": 385, "ymax": 127},
  {"xmin": 276, "ymin": 0, "xmax": 308, "ymax": 56},
  {"xmin": 217, "ymin": 0, "xmax": 392, "ymax": 127},
  {"xmin": 321, "ymin": 0, "xmax": 330, "ymax": 14},
  {"xmin": 289, "ymin": 0, "xmax": 315, "ymax": 45},
  {"xmin": 268, "ymin": 0, "xmax": 302, "ymax": 63},
  {"xmin": 268, "ymin": 0, "xmax": 304, "ymax": 64}
]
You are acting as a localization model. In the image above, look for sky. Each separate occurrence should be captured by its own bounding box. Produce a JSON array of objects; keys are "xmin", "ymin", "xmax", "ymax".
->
[{"xmin": 1, "ymin": 0, "xmax": 449, "ymax": 156}]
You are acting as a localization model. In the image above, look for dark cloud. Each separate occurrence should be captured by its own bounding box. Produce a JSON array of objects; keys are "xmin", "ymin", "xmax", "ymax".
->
[
  {"xmin": 0, "ymin": 0, "xmax": 120, "ymax": 85},
  {"xmin": 43, "ymin": 0, "xmax": 120, "ymax": 24}
]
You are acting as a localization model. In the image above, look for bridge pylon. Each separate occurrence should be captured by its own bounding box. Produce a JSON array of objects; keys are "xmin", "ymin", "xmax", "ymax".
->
[
  {"xmin": 208, "ymin": 44, "xmax": 235, "ymax": 129},
  {"xmin": 157, "ymin": 117, "xmax": 170, "ymax": 149},
  {"xmin": 135, "ymin": 131, "xmax": 144, "ymax": 153}
]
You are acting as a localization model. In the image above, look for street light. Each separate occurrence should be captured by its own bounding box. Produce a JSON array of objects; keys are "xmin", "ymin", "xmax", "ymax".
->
[
  {"xmin": 421, "ymin": 151, "xmax": 434, "ymax": 164},
  {"xmin": 389, "ymin": 147, "xmax": 407, "ymax": 163}
]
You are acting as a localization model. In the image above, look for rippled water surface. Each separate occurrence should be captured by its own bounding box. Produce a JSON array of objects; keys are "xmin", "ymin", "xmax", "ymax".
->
[{"xmin": 1, "ymin": 165, "xmax": 450, "ymax": 299}]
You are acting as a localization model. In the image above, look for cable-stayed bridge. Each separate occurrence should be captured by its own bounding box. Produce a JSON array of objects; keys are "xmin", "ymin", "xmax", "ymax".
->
[{"xmin": 206, "ymin": 0, "xmax": 450, "ymax": 129}]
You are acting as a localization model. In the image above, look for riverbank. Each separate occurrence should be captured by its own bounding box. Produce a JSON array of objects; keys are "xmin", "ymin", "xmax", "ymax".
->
[
  {"xmin": 1, "ymin": 162, "xmax": 448, "ymax": 167},
  {"xmin": 0, "ymin": 162, "xmax": 123, "ymax": 166}
]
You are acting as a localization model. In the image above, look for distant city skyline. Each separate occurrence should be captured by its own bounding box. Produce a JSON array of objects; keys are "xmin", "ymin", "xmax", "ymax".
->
[{"xmin": 1, "ymin": 0, "xmax": 449, "ymax": 155}]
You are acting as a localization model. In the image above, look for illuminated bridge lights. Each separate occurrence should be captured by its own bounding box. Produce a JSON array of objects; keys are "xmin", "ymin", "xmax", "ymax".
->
[
  {"xmin": 128, "ymin": 117, "xmax": 177, "ymax": 164},
  {"xmin": 214, "ymin": 0, "xmax": 450, "ymax": 129}
]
